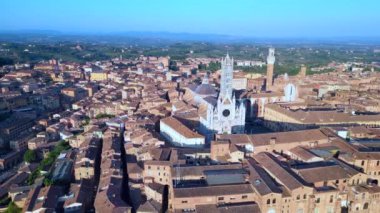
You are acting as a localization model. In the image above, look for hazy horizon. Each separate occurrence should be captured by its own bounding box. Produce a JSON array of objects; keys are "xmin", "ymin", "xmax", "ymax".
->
[{"xmin": 2, "ymin": 0, "xmax": 380, "ymax": 38}]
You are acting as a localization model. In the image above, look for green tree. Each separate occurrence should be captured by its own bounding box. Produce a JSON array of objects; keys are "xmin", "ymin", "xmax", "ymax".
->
[
  {"xmin": 27, "ymin": 140, "xmax": 70, "ymax": 185},
  {"xmin": 169, "ymin": 60, "xmax": 179, "ymax": 71},
  {"xmin": 27, "ymin": 169, "xmax": 41, "ymax": 185},
  {"xmin": 95, "ymin": 113, "xmax": 115, "ymax": 119},
  {"xmin": 23, "ymin": 150, "xmax": 37, "ymax": 163},
  {"xmin": 198, "ymin": 63, "xmax": 207, "ymax": 70},
  {"xmin": 43, "ymin": 178, "xmax": 53, "ymax": 186},
  {"xmin": 5, "ymin": 202, "xmax": 22, "ymax": 213},
  {"xmin": 191, "ymin": 68, "xmax": 198, "ymax": 75},
  {"xmin": 207, "ymin": 61, "xmax": 221, "ymax": 72}
]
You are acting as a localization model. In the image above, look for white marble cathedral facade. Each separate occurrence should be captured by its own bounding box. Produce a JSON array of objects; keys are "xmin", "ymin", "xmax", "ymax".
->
[{"xmin": 199, "ymin": 54, "xmax": 246, "ymax": 138}]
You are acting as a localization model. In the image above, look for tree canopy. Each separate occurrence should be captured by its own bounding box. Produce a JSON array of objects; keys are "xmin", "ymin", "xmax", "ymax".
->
[
  {"xmin": 23, "ymin": 150, "xmax": 37, "ymax": 163},
  {"xmin": 5, "ymin": 202, "xmax": 22, "ymax": 213}
]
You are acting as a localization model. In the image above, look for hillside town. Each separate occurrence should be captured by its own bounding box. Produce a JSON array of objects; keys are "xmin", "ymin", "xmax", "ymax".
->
[{"xmin": 1, "ymin": 48, "xmax": 380, "ymax": 213}]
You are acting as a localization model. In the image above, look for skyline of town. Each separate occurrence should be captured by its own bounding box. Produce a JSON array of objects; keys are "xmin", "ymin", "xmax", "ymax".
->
[{"xmin": 1, "ymin": 1, "xmax": 380, "ymax": 213}]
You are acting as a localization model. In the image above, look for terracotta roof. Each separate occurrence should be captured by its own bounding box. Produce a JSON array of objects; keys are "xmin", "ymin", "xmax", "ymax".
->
[
  {"xmin": 246, "ymin": 158, "xmax": 282, "ymax": 196},
  {"xmin": 24, "ymin": 185, "xmax": 64, "ymax": 212},
  {"xmin": 295, "ymin": 164, "xmax": 354, "ymax": 184},
  {"xmin": 173, "ymin": 183, "xmax": 254, "ymax": 198},
  {"xmin": 217, "ymin": 129, "xmax": 328, "ymax": 147},
  {"xmin": 137, "ymin": 199, "xmax": 160, "ymax": 213},
  {"xmin": 266, "ymin": 104, "xmax": 380, "ymax": 124},
  {"xmin": 353, "ymin": 185, "xmax": 380, "ymax": 194},
  {"xmin": 289, "ymin": 146, "xmax": 321, "ymax": 161},
  {"xmin": 160, "ymin": 116, "xmax": 203, "ymax": 139},
  {"xmin": 172, "ymin": 164, "xmax": 243, "ymax": 178},
  {"xmin": 239, "ymin": 91, "xmax": 283, "ymax": 99},
  {"xmin": 253, "ymin": 152, "xmax": 307, "ymax": 191},
  {"xmin": 195, "ymin": 202, "xmax": 260, "ymax": 213},
  {"xmin": 194, "ymin": 83, "xmax": 217, "ymax": 96}
]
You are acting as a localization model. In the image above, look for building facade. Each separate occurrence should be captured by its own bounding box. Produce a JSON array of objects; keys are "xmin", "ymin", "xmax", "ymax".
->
[{"xmin": 199, "ymin": 54, "xmax": 246, "ymax": 137}]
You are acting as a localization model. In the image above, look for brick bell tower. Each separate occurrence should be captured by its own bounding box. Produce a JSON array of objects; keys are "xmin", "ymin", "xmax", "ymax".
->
[{"xmin": 266, "ymin": 48, "xmax": 275, "ymax": 91}]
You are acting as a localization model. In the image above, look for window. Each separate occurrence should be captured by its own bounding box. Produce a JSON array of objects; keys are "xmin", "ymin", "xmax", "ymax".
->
[
  {"xmin": 361, "ymin": 160, "xmax": 365, "ymax": 166},
  {"xmin": 329, "ymin": 195, "xmax": 333, "ymax": 203},
  {"xmin": 297, "ymin": 195, "xmax": 300, "ymax": 200},
  {"xmin": 218, "ymin": 197, "xmax": 224, "ymax": 201},
  {"xmin": 273, "ymin": 199, "xmax": 276, "ymax": 204},
  {"xmin": 267, "ymin": 199, "xmax": 271, "ymax": 204},
  {"xmin": 148, "ymin": 166, "xmax": 151, "ymax": 169},
  {"xmin": 242, "ymin": 195, "xmax": 248, "ymax": 199},
  {"xmin": 363, "ymin": 203, "xmax": 369, "ymax": 210},
  {"xmin": 182, "ymin": 200, "xmax": 188, "ymax": 204},
  {"xmin": 335, "ymin": 180, "xmax": 339, "ymax": 184},
  {"xmin": 377, "ymin": 161, "xmax": 380, "ymax": 166},
  {"xmin": 316, "ymin": 198, "xmax": 320, "ymax": 203},
  {"xmin": 303, "ymin": 194, "xmax": 307, "ymax": 199}
]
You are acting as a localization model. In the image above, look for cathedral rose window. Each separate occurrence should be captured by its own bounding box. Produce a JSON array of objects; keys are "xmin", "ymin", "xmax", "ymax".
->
[{"xmin": 223, "ymin": 109, "xmax": 230, "ymax": 117}]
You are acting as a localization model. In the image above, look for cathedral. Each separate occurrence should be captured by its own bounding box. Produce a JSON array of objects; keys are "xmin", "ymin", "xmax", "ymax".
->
[{"xmin": 184, "ymin": 54, "xmax": 246, "ymax": 140}]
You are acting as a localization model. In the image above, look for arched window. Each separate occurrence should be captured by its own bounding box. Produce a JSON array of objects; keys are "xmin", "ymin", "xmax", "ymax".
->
[
  {"xmin": 303, "ymin": 194, "xmax": 307, "ymax": 199},
  {"xmin": 267, "ymin": 199, "xmax": 271, "ymax": 205},
  {"xmin": 297, "ymin": 195, "xmax": 300, "ymax": 200},
  {"xmin": 363, "ymin": 203, "xmax": 369, "ymax": 209},
  {"xmin": 272, "ymin": 198, "xmax": 276, "ymax": 204}
]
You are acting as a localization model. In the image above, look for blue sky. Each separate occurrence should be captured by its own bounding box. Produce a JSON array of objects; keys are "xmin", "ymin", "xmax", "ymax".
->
[{"xmin": 1, "ymin": 0, "xmax": 380, "ymax": 38}]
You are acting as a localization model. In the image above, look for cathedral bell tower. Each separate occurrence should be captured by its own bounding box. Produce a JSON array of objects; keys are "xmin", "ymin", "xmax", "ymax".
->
[{"xmin": 220, "ymin": 53, "xmax": 233, "ymax": 98}]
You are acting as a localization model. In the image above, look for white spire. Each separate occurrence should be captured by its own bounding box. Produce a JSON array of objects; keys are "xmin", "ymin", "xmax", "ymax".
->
[{"xmin": 220, "ymin": 53, "xmax": 234, "ymax": 98}]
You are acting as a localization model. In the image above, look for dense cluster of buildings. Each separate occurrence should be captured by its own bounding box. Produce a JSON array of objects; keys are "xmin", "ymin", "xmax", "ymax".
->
[{"xmin": 1, "ymin": 47, "xmax": 380, "ymax": 213}]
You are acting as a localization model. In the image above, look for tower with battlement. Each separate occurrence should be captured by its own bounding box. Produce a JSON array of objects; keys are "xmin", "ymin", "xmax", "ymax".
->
[{"xmin": 266, "ymin": 48, "xmax": 275, "ymax": 91}]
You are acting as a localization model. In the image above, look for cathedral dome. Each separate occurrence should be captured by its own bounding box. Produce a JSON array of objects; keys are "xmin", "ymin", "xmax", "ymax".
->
[{"xmin": 194, "ymin": 77, "xmax": 217, "ymax": 97}]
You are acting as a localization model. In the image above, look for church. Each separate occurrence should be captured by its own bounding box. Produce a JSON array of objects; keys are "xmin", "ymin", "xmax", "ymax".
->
[{"xmin": 184, "ymin": 54, "xmax": 246, "ymax": 141}]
